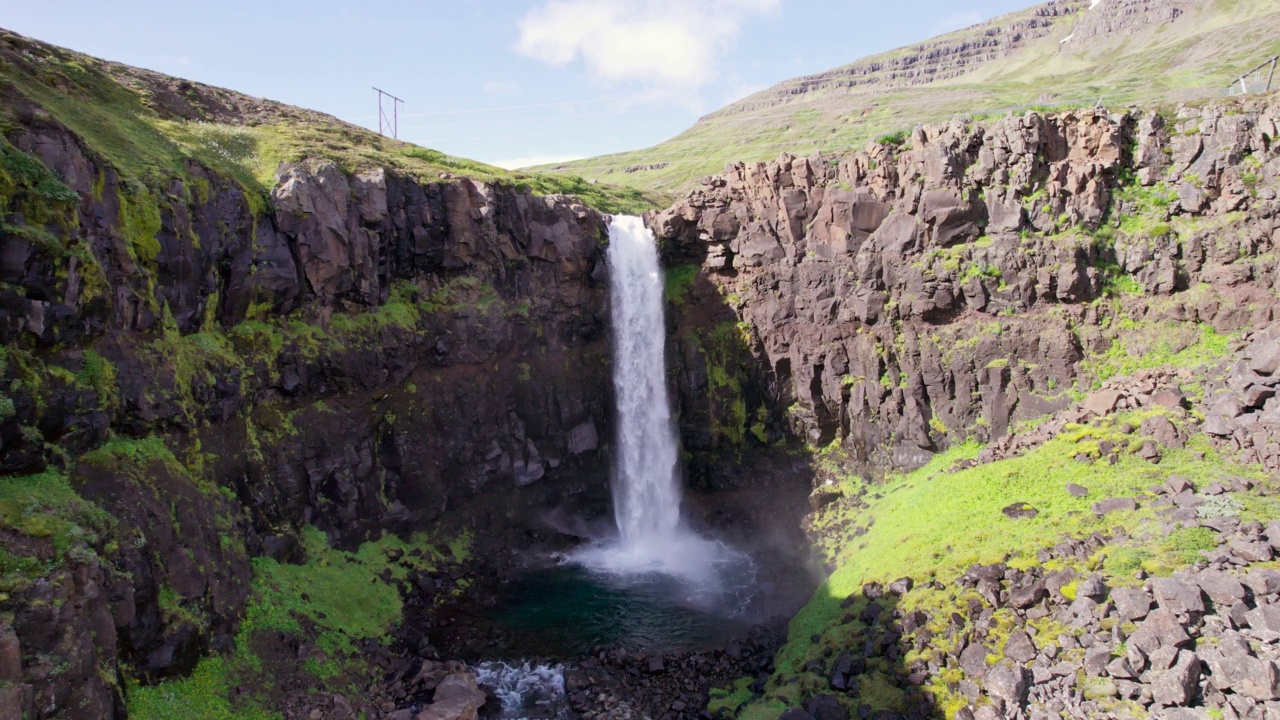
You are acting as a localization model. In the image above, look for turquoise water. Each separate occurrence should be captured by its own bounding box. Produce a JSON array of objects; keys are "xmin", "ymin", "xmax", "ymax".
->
[{"xmin": 482, "ymin": 562, "xmax": 755, "ymax": 658}]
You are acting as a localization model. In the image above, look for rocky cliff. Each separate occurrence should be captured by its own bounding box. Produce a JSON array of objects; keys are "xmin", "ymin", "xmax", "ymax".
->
[
  {"xmin": 0, "ymin": 31, "xmax": 620, "ymax": 719},
  {"xmin": 653, "ymin": 92, "xmax": 1280, "ymax": 477},
  {"xmin": 651, "ymin": 90, "xmax": 1280, "ymax": 720}
]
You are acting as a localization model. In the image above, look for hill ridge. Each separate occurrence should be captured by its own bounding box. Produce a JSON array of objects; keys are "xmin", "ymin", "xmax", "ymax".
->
[{"xmin": 539, "ymin": 0, "xmax": 1280, "ymax": 192}]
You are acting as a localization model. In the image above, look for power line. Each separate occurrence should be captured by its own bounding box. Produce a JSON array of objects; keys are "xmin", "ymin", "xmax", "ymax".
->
[{"xmin": 350, "ymin": 98, "xmax": 616, "ymax": 121}]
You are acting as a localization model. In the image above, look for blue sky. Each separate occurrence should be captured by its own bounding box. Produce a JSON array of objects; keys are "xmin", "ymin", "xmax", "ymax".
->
[{"xmin": 2, "ymin": 1, "xmax": 1036, "ymax": 168}]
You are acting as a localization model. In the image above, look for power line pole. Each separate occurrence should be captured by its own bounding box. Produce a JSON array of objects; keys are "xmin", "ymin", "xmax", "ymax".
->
[{"xmin": 373, "ymin": 87, "xmax": 404, "ymax": 139}]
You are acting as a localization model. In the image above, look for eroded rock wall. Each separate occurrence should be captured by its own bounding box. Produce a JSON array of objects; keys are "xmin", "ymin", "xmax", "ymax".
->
[
  {"xmin": 652, "ymin": 93, "xmax": 1280, "ymax": 477},
  {"xmin": 0, "ymin": 104, "xmax": 612, "ymax": 717}
]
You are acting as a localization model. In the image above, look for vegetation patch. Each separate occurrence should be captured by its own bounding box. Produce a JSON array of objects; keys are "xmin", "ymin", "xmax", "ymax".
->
[
  {"xmin": 1084, "ymin": 320, "xmax": 1231, "ymax": 384},
  {"xmin": 128, "ymin": 525, "xmax": 468, "ymax": 719},
  {"xmin": 663, "ymin": 264, "xmax": 699, "ymax": 306},
  {"xmin": 743, "ymin": 411, "xmax": 1268, "ymax": 716},
  {"xmin": 0, "ymin": 469, "xmax": 112, "ymax": 594}
]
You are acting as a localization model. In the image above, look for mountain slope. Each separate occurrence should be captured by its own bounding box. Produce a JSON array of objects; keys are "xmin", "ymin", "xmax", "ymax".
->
[
  {"xmin": 0, "ymin": 28, "xmax": 665, "ymax": 214},
  {"xmin": 540, "ymin": 0, "xmax": 1280, "ymax": 192}
]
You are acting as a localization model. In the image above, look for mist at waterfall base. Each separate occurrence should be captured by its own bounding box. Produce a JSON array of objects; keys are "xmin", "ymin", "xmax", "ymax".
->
[{"xmin": 477, "ymin": 216, "xmax": 760, "ymax": 659}]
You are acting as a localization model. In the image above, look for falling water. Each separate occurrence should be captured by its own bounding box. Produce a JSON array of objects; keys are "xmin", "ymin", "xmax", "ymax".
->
[
  {"xmin": 572, "ymin": 216, "xmax": 753, "ymax": 594},
  {"xmin": 606, "ymin": 215, "xmax": 683, "ymax": 548}
]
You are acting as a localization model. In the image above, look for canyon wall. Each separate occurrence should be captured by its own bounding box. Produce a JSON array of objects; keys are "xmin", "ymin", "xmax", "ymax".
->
[
  {"xmin": 0, "ymin": 89, "xmax": 613, "ymax": 718},
  {"xmin": 653, "ymin": 93, "xmax": 1280, "ymax": 479}
]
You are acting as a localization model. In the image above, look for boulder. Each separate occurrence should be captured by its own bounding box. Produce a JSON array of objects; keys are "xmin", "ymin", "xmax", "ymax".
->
[
  {"xmin": 417, "ymin": 673, "xmax": 486, "ymax": 720},
  {"xmin": 1083, "ymin": 647, "xmax": 1111, "ymax": 676},
  {"xmin": 959, "ymin": 643, "xmax": 991, "ymax": 679},
  {"xmin": 1191, "ymin": 570, "xmax": 1246, "ymax": 606},
  {"xmin": 1151, "ymin": 577, "xmax": 1205, "ymax": 614},
  {"xmin": 1245, "ymin": 604, "xmax": 1280, "ymax": 641},
  {"xmin": 1237, "ymin": 657, "xmax": 1280, "ymax": 700},
  {"xmin": 1003, "ymin": 630, "xmax": 1037, "ymax": 663},
  {"xmin": 1129, "ymin": 610, "xmax": 1192, "ymax": 653},
  {"xmin": 1084, "ymin": 390, "xmax": 1123, "ymax": 416},
  {"xmin": 1002, "ymin": 502, "xmax": 1038, "ymax": 520},
  {"xmin": 1008, "ymin": 581, "xmax": 1047, "ymax": 610},
  {"xmin": 1229, "ymin": 539, "xmax": 1273, "ymax": 563},
  {"xmin": 1111, "ymin": 587, "xmax": 1152, "ymax": 621},
  {"xmin": 1149, "ymin": 652, "xmax": 1200, "ymax": 706},
  {"xmin": 1092, "ymin": 497, "xmax": 1137, "ymax": 516},
  {"xmin": 984, "ymin": 661, "xmax": 1027, "ymax": 706},
  {"xmin": 803, "ymin": 694, "xmax": 848, "ymax": 720}
]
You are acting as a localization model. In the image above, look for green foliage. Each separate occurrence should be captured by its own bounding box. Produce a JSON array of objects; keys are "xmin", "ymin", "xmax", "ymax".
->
[
  {"xmin": 80, "ymin": 435, "xmax": 180, "ymax": 471},
  {"xmin": 663, "ymin": 264, "xmax": 699, "ymax": 306},
  {"xmin": 127, "ymin": 656, "xmax": 279, "ymax": 720},
  {"xmin": 760, "ymin": 414, "xmax": 1264, "ymax": 705},
  {"xmin": 688, "ymin": 322, "xmax": 754, "ymax": 449},
  {"xmin": 130, "ymin": 525, "xmax": 469, "ymax": 719},
  {"xmin": 875, "ymin": 130, "xmax": 909, "ymax": 147},
  {"xmin": 0, "ymin": 470, "xmax": 112, "ymax": 592},
  {"xmin": 962, "ymin": 261, "xmax": 1001, "ymax": 281},
  {"xmin": 1114, "ymin": 181, "xmax": 1179, "ymax": 238},
  {"xmin": 1198, "ymin": 494, "xmax": 1245, "ymax": 519},
  {"xmin": 1105, "ymin": 546, "xmax": 1153, "ymax": 577},
  {"xmin": 707, "ymin": 677, "xmax": 754, "ymax": 715},
  {"xmin": 1084, "ymin": 322, "xmax": 1231, "ymax": 383},
  {"xmin": 1162, "ymin": 526, "xmax": 1219, "ymax": 563},
  {"xmin": 0, "ymin": 135, "xmax": 78, "ymax": 203},
  {"xmin": 77, "ymin": 350, "xmax": 118, "ymax": 410}
]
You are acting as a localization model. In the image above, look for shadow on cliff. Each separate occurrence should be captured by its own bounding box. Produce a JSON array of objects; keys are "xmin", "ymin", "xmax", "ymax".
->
[{"xmin": 660, "ymin": 260, "xmax": 942, "ymax": 719}]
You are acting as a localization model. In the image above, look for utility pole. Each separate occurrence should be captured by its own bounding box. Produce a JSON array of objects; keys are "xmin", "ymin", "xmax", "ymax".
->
[
  {"xmin": 1226, "ymin": 56, "xmax": 1279, "ymax": 95},
  {"xmin": 373, "ymin": 87, "xmax": 404, "ymax": 139}
]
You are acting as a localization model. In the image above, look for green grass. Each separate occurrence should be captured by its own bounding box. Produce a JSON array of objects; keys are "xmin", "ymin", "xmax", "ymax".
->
[
  {"xmin": 664, "ymin": 264, "xmax": 699, "ymax": 306},
  {"xmin": 748, "ymin": 409, "xmax": 1267, "ymax": 715},
  {"xmin": 1085, "ymin": 321, "xmax": 1232, "ymax": 383},
  {"xmin": 129, "ymin": 525, "xmax": 468, "ymax": 719},
  {"xmin": 538, "ymin": 0, "xmax": 1280, "ymax": 192},
  {"xmin": 127, "ymin": 656, "xmax": 279, "ymax": 720},
  {"xmin": 708, "ymin": 676, "xmax": 755, "ymax": 715},
  {"xmin": 0, "ymin": 34, "xmax": 664, "ymax": 216},
  {"xmin": 0, "ymin": 469, "xmax": 112, "ymax": 594}
]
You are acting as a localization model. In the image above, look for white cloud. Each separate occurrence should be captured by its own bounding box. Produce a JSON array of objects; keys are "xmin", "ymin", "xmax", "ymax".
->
[
  {"xmin": 932, "ymin": 10, "xmax": 983, "ymax": 36},
  {"xmin": 514, "ymin": 0, "xmax": 778, "ymax": 104},
  {"xmin": 487, "ymin": 154, "xmax": 587, "ymax": 170},
  {"xmin": 484, "ymin": 80, "xmax": 520, "ymax": 96}
]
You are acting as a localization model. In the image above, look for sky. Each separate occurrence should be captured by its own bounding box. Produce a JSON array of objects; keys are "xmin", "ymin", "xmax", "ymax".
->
[{"xmin": 1, "ymin": 0, "xmax": 1038, "ymax": 169}]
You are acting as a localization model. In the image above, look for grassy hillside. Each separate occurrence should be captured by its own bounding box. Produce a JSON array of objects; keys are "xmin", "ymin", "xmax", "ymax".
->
[
  {"xmin": 0, "ymin": 28, "xmax": 667, "ymax": 214},
  {"xmin": 539, "ymin": 0, "xmax": 1280, "ymax": 193}
]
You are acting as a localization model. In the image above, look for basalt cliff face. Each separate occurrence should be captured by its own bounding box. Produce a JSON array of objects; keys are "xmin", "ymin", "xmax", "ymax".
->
[
  {"xmin": 651, "ymin": 91, "xmax": 1280, "ymax": 720},
  {"xmin": 653, "ymin": 93, "xmax": 1280, "ymax": 479},
  {"xmin": 0, "ymin": 57, "xmax": 615, "ymax": 720}
]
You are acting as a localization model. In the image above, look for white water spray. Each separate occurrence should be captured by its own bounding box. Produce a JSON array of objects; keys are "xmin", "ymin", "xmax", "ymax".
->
[{"xmin": 573, "ymin": 216, "xmax": 752, "ymax": 592}]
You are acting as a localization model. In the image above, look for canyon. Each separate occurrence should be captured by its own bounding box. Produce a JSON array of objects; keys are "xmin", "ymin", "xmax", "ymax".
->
[{"xmin": 2, "ymin": 16, "xmax": 1280, "ymax": 720}]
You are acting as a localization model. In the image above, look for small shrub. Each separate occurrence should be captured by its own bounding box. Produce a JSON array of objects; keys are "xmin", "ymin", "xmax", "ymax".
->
[
  {"xmin": 1163, "ymin": 526, "xmax": 1218, "ymax": 562},
  {"xmin": 1105, "ymin": 546, "xmax": 1153, "ymax": 576},
  {"xmin": 1198, "ymin": 494, "xmax": 1244, "ymax": 519}
]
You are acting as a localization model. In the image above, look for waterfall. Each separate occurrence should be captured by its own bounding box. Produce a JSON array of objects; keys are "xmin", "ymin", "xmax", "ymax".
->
[
  {"xmin": 606, "ymin": 215, "xmax": 683, "ymax": 549},
  {"xmin": 570, "ymin": 215, "xmax": 753, "ymax": 594}
]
